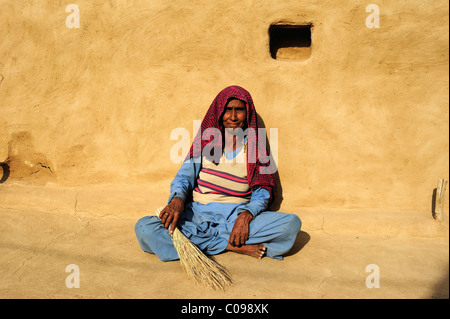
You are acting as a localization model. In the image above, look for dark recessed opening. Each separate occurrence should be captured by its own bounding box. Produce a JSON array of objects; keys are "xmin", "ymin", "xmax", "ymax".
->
[{"xmin": 269, "ymin": 24, "xmax": 312, "ymax": 61}]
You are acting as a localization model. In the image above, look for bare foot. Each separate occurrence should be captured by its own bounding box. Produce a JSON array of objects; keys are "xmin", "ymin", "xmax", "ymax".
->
[{"xmin": 226, "ymin": 243, "xmax": 266, "ymax": 259}]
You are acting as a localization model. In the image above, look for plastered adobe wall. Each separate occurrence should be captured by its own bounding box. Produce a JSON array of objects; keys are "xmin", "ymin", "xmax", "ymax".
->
[{"xmin": 0, "ymin": 0, "xmax": 448, "ymax": 213}]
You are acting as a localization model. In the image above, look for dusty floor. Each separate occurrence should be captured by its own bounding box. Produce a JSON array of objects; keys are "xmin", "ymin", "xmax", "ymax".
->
[{"xmin": 0, "ymin": 182, "xmax": 448, "ymax": 299}]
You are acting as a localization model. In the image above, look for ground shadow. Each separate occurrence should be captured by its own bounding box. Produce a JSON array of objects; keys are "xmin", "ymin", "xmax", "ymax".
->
[
  {"xmin": 431, "ymin": 266, "xmax": 449, "ymax": 298},
  {"xmin": 284, "ymin": 231, "xmax": 311, "ymax": 257},
  {"xmin": 0, "ymin": 162, "xmax": 10, "ymax": 183}
]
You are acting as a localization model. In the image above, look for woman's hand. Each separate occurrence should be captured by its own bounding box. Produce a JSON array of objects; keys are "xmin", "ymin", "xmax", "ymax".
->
[
  {"xmin": 160, "ymin": 197, "xmax": 184, "ymax": 235},
  {"xmin": 228, "ymin": 210, "xmax": 253, "ymax": 247}
]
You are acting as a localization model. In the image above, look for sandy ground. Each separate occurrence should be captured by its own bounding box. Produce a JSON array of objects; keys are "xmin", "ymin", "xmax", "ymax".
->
[{"xmin": 0, "ymin": 182, "xmax": 448, "ymax": 299}]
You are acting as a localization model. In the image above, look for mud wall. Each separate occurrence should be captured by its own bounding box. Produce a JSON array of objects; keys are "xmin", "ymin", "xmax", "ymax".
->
[{"xmin": 0, "ymin": 0, "xmax": 448, "ymax": 212}]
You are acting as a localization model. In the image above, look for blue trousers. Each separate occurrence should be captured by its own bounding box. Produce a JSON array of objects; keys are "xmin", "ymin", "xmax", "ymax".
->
[{"xmin": 135, "ymin": 206, "xmax": 301, "ymax": 261}]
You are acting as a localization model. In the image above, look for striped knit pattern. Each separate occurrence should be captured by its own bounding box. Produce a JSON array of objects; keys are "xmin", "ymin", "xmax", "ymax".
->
[{"xmin": 193, "ymin": 148, "xmax": 251, "ymax": 204}]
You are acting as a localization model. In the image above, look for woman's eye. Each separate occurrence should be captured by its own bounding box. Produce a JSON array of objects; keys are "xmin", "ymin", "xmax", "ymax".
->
[{"xmin": 224, "ymin": 108, "xmax": 245, "ymax": 113}]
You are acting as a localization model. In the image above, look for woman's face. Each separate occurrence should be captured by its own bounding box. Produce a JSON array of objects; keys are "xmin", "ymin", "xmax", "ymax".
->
[{"xmin": 222, "ymin": 99, "xmax": 247, "ymax": 131}]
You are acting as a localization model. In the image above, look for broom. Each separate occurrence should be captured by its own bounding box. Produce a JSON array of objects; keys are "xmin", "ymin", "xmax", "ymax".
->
[{"xmin": 155, "ymin": 206, "xmax": 233, "ymax": 290}]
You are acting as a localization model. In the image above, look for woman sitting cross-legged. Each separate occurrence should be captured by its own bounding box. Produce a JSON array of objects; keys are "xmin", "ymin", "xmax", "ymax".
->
[{"xmin": 135, "ymin": 86, "xmax": 301, "ymax": 261}]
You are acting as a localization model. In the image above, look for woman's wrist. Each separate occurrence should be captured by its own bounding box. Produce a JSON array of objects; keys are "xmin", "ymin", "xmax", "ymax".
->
[
  {"xmin": 170, "ymin": 196, "xmax": 184, "ymax": 211},
  {"xmin": 239, "ymin": 210, "xmax": 253, "ymax": 223}
]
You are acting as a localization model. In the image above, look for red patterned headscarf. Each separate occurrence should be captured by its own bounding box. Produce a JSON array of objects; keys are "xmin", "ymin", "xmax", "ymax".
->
[{"xmin": 187, "ymin": 85, "xmax": 277, "ymax": 202}]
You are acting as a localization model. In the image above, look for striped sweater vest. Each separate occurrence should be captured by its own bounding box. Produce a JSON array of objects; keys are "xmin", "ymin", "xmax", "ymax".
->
[{"xmin": 193, "ymin": 143, "xmax": 251, "ymax": 204}]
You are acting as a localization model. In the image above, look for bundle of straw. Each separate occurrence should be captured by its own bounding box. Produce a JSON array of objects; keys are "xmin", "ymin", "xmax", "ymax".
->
[{"xmin": 155, "ymin": 206, "xmax": 232, "ymax": 290}]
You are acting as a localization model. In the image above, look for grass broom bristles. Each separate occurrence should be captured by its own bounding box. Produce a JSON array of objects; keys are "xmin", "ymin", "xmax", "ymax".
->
[{"xmin": 155, "ymin": 206, "xmax": 233, "ymax": 290}]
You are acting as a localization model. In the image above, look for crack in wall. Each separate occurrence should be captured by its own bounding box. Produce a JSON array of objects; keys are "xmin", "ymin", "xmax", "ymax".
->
[
  {"xmin": 74, "ymin": 192, "xmax": 79, "ymax": 213},
  {"xmin": 30, "ymin": 163, "xmax": 54, "ymax": 175}
]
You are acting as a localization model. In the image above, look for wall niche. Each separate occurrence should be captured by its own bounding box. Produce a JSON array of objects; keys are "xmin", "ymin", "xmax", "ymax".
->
[{"xmin": 269, "ymin": 23, "xmax": 313, "ymax": 61}]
